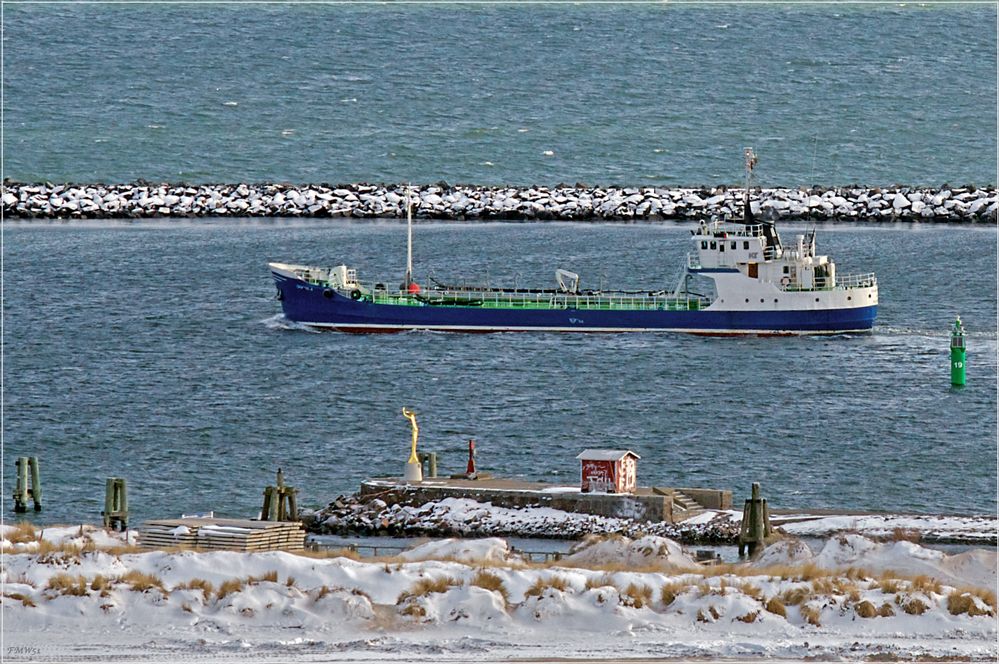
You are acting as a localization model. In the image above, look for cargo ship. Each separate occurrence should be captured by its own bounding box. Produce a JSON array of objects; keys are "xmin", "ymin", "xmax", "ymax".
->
[{"xmin": 270, "ymin": 151, "xmax": 878, "ymax": 334}]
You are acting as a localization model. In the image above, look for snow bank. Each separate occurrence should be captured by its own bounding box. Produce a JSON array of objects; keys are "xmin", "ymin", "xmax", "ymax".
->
[
  {"xmin": 2, "ymin": 527, "xmax": 996, "ymax": 662},
  {"xmin": 563, "ymin": 534, "xmax": 697, "ymax": 568},
  {"xmin": 0, "ymin": 523, "xmax": 134, "ymax": 553},
  {"xmin": 397, "ymin": 537, "xmax": 514, "ymax": 563},
  {"xmin": 777, "ymin": 512, "xmax": 997, "ymax": 544},
  {"xmin": 813, "ymin": 534, "xmax": 996, "ymax": 589},
  {"xmin": 753, "ymin": 534, "xmax": 996, "ymax": 590}
]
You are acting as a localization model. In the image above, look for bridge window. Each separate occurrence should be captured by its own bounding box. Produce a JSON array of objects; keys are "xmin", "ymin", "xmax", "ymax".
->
[
  {"xmin": 731, "ymin": 241, "xmax": 737, "ymax": 250},
  {"xmin": 701, "ymin": 241, "xmax": 708, "ymax": 249},
  {"xmin": 710, "ymin": 241, "xmax": 717, "ymax": 250},
  {"xmin": 783, "ymin": 266, "xmax": 790, "ymax": 274},
  {"xmin": 719, "ymin": 244, "xmax": 725, "ymax": 252},
  {"xmin": 744, "ymin": 241, "xmax": 750, "ymax": 250}
]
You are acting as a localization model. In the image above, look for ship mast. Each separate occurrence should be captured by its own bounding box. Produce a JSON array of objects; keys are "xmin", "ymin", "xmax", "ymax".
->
[
  {"xmin": 405, "ymin": 187, "xmax": 414, "ymax": 288},
  {"xmin": 743, "ymin": 147, "xmax": 781, "ymax": 254},
  {"xmin": 743, "ymin": 146, "xmax": 757, "ymax": 222}
]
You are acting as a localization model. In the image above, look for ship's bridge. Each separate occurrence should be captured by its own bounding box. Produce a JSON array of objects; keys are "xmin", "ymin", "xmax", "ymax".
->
[
  {"xmin": 691, "ymin": 221, "xmax": 770, "ymax": 271},
  {"xmin": 690, "ymin": 221, "xmax": 852, "ymax": 292}
]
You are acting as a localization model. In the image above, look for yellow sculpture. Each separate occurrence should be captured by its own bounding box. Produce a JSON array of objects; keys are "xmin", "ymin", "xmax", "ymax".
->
[{"xmin": 402, "ymin": 408, "xmax": 419, "ymax": 464}]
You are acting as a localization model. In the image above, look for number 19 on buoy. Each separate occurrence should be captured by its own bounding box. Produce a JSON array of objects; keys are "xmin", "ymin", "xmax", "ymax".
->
[{"xmin": 950, "ymin": 316, "xmax": 966, "ymax": 387}]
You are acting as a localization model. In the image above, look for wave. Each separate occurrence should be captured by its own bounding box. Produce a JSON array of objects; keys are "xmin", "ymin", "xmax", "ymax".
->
[{"xmin": 261, "ymin": 314, "xmax": 320, "ymax": 334}]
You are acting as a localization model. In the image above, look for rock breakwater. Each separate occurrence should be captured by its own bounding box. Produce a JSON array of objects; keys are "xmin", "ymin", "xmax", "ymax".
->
[
  {"xmin": 4, "ymin": 180, "xmax": 996, "ymax": 223},
  {"xmin": 304, "ymin": 493, "xmax": 741, "ymax": 545}
]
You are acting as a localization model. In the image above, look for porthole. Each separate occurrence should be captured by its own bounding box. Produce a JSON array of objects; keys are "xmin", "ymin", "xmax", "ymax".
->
[
  {"xmin": 847, "ymin": 296, "xmax": 852, "ymax": 301},
  {"xmin": 745, "ymin": 298, "xmax": 750, "ymax": 303},
  {"xmin": 815, "ymin": 297, "xmax": 820, "ymax": 302}
]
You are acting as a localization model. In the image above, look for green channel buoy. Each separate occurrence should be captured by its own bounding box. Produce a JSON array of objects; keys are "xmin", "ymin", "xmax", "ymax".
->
[{"xmin": 950, "ymin": 316, "xmax": 966, "ymax": 387}]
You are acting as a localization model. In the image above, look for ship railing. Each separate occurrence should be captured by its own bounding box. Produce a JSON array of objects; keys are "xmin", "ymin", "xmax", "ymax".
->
[
  {"xmin": 368, "ymin": 286, "xmax": 711, "ymax": 312},
  {"xmin": 705, "ymin": 221, "xmax": 765, "ymax": 238},
  {"xmin": 778, "ymin": 272, "xmax": 877, "ymax": 292},
  {"xmin": 835, "ymin": 272, "xmax": 877, "ymax": 289}
]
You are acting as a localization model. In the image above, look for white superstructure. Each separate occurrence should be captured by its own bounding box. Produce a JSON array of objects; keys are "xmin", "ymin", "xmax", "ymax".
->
[{"xmin": 688, "ymin": 219, "xmax": 878, "ymax": 312}]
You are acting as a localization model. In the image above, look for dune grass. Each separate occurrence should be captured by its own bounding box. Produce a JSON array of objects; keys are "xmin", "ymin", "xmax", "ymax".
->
[
  {"xmin": 4, "ymin": 592, "xmax": 37, "ymax": 607},
  {"xmin": 764, "ymin": 596, "xmax": 787, "ymax": 618},
  {"xmin": 621, "ymin": 582, "xmax": 653, "ymax": 609},
  {"xmin": 174, "ymin": 578, "xmax": 214, "ymax": 601},
  {"xmin": 118, "ymin": 570, "xmax": 167, "ymax": 594},
  {"xmin": 6, "ymin": 523, "xmax": 37, "ymax": 544},
  {"xmin": 661, "ymin": 581, "xmax": 686, "ymax": 607},
  {"xmin": 396, "ymin": 575, "xmax": 462, "ymax": 604},
  {"xmin": 901, "ymin": 596, "xmax": 929, "ymax": 615},
  {"xmin": 470, "ymin": 569, "xmax": 510, "ymax": 606},
  {"xmin": 247, "ymin": 570, "xmax": 279, "ymax": 585},
  {"xmin": 45, "ymin": 573, "xmax": 89, "ymax": 597},
  {"xmin": 523, "ymin": 575, "xmax": 570, "ymax": 599},
  {"xmin": 216, "ymin": 578, "xmax": 245, "ymax": 601},
  {"xmin": 947, "ymin": 588, "xmax": 996, "ymax": 617}
]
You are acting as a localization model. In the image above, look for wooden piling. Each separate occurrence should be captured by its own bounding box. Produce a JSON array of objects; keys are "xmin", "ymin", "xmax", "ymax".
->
[
  {"xmin": 102, "ymin": 478, "xmax": 128, "ymax": 531},
  {"xmin": 13, "ymin": 457, "xmax": 42, "ymax": 512},
  {"xmin": 738, "ymin": 482, "xmax": 774, "ymax": 557},
  {"xmin": 260, "ymin": 468, "xmax": 300, "ymax": 522}
]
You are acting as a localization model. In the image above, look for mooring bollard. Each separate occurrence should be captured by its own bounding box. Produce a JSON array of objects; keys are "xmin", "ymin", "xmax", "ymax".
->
[
  {"xmin": 13, "ymin": 457, "xmax": 42, "ymax": 513},
  {"xmin": 951, "ymin": 316, "xmax": 966, "ymax": 386},
  {"xmin": 737, "ymin": 482, "xmax": 773, "ymax": 557},
  {"xmin": 261, "ymin": 468, "xmax": 299, "ymax": 521},
  {"xmin": 418, "ymin": 452, "xmax": 438, "ymax": 478},
  {"xmin": 102, "ymin": 478, "xmax": 128, "ymax": 531}
]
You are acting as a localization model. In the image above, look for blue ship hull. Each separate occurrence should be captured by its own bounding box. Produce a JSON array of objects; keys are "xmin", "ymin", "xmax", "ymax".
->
[{"xmin": 274, "ymin": 274, "xmax": 878, "ymax": 334}]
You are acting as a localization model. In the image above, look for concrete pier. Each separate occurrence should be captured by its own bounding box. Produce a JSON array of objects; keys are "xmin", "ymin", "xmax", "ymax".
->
[{"xmin": 360, "ymin": 477, "xmax": 731, "ymax": 525}]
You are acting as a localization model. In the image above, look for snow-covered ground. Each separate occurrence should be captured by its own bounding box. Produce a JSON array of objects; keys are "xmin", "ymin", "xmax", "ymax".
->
[{"xmin": 1, "ymin": 523, "xmax": 995, "ymax": 662}]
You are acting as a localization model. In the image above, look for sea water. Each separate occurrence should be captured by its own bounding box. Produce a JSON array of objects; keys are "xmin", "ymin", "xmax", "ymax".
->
[
  {"xmin": 3, "ymin": 3, "xmax": 996, "ymax": 525},
  {"xmin": 3, "ymin": 3, "xmax": 995, "ymax": 186},
  {"xmin": 5, "ymin": 221, "xmax": 996, "ymax": 525}
]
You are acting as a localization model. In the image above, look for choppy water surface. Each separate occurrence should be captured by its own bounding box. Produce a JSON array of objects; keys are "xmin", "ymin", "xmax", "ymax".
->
[
  {"xmin": 5, "ymin": 221, "xmax": 996, "ymax": 525},
  {"xmin": 4, "ymin": 4, "xmax": 996, "ymax": 186}
]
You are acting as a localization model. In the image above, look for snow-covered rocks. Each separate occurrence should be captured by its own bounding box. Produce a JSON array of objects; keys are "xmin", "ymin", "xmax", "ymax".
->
[
  {"xmin": 309, "ymin": 496, "xmax": 997, "ymax": 547},
  {"xmin": 308, "ymin": 495, "xmax": 740, "ymax": 544},
  {"xmin": 4, "ymin": 181, "xmax": 996, "ymax": 223}
]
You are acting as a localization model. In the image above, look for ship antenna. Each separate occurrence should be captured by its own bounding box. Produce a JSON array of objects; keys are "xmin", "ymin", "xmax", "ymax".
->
[
  {"xmin": 743, "ymin": 146, "xmax": 757, "ymax": 224},
  {"xmin": 405, "ymin": 185, "xmax": 414, "ymax": 288}
]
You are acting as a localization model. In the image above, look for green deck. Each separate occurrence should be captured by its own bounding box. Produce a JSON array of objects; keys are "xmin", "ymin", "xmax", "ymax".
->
[{"xmin": 367, "ymin": 291, "xmax": 706, "ymax": 311}]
